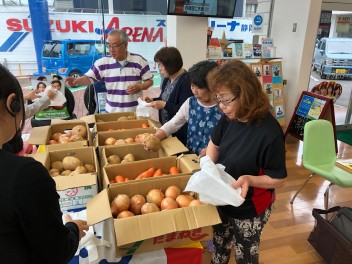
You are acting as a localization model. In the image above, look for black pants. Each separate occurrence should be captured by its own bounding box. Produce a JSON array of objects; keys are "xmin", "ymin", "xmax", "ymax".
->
[{"xmin": 211, "ymin": 207, "xmax": 271, "ymax": 264}]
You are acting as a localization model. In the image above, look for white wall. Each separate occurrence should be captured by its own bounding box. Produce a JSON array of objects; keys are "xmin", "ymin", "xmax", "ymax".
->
[
  {"xmin": 167, "ymin": 16, "xmax": 208, "ymax": 70},
  {"xmin": 270, "ymin": 0, "xmax": 322, "ymax": 126}
]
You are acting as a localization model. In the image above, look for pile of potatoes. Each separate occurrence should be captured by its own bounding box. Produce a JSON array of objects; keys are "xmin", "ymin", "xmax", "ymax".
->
[
  {"xmin": 48, "ymin": 125, "xmax": 87, "ymax": 145},
  {"xmin": 49, "ymin": 155, "xmax": 96, "ymax": 177},
  {"xmin": 104, "ymin": 133, "xmax": 160, "ymax": 152},
  {"xmin": 107, "ymin": 153, "xmax": 135, "ymax": 165}
]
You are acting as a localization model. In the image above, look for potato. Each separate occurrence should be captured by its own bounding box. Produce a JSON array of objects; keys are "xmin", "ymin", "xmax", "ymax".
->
[
  {"xmin": 107, "ymin": 155, "xmax": 121, "ymax": 164},
  {"xmin": 49, "ymin": 168, "xmax": 60, "ymax": 176},
  {"xmin": 69, "ymin": 171, "xmax": 80, "ymax": 176},
  {"xmin": 120, "ymin": 159, "xmax": 130, "ymax": 164},
  {"xmin": 125, "ymin": 137, "xmax": 135, "ymax": 143},
  {"xmin": 51, "ymin": 132, "xmax": 63, "ymax": 141},
  {"xmin": 84, "ymin": 164, "xmax": 96, "ymax": 173},
  {"xmin": 51, "ymin": 161, "xmax": 63, "ymax": 172},
  {"xmin": 75, "ymin": 166, "xmax": 87, "ymax": 174},
  {"xmin": 69, "ymin": 135, "xmax": 84, "ymax": 142},
  {"xmin": 62, "ymin": 156, "xmax": 82, "ymax": 171},
  {"xmin": 144, "ymin": 135, "xmax": 161, "ymax": 152},
  {"xmin": 61, "ymin": 170, "xmax": 72, "ymax": 176},
  {"xmin": 123, "ymin": 153, "xmax": 135, "ymax": 162},
  {"xmin": 127, "ymin": 115, "xmax": 136, "ymax": 120}
]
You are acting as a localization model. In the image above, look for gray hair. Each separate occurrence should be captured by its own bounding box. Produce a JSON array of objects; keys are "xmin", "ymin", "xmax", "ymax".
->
[{"xmin": 108, "ymin": 29, "xmax": 129, "ymax": 43}]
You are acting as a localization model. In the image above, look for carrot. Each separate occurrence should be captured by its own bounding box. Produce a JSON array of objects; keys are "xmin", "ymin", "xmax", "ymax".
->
[
  {"xmin": 135, "ymin": 167, "xmax": 155, "ymax": 180},
  {"xmin": 141, "ymin": 123, "xmax": 149, "ymax": 128},
  {"xmin": 124, "ymin": 177, "xmax": 130, "ymax": 182},
  {"xmin": 169, "ymin": 166, "xmax": 179, "ymax": 175},
  {"xmin": 153, "ymin": 168, "xmax": 162, "ymax": 177},
  {"xmin": 109, "ymin": 179, "xmax": 116, "ymax": 184},
  {"xmin": 115, "ymin": 175, "xmax": 125, "ymax": 183}
]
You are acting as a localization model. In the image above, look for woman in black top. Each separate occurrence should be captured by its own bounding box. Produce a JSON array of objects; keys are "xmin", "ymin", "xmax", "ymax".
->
[
  {"xmin": 0, "ymin": 64, "xmax": 88, "ymax": 264},
  {"xmin": 206, "ymin": 60, "xmax": 287, "ymax": 264}
]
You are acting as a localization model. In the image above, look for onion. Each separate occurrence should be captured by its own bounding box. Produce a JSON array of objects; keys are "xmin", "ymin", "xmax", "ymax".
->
[
  {"xmin": 165, "ymin": 185, "xmax": 181, "ymax": 200},
  {"xmin": 146, "ymin": 189, "xmax": 165, "ymax": 207},
  {"xmin": 105, "ymin": 137, "xmax": 117, "ymax": 145},
  {"xmin": 112, "ymin": 194, "xmax": 130, "ymax": 216},
  {"xmin": 130, "ymin": 195, "xmax": 146, "ymax": 215},
  {"xmin": 176, "ymin": 194, "xmax": 194, "ymax": 208},
  {"xmin": 48, "ymin": 140, "xmax": 58, "ymax": 145},
  {"xmin": 141, "ymin": 203, "xmax": 160, "ymax": 214},
  {"xmin": 189, "ymin": 199, "xmax": 203, "ymax": 207},
  {"xmin": 58, "ymin": 136, "xmax": 71, "ymax": 144},
  {"xmin": 125, "ymin": 137, "xmax": 135, "ymax": 143},
  {"xmin": 114, "ymin": 139, "xmax": 127, "ymax": 145},
  {"xmin": 117, "ymin": 211, "xmax": 134, "ymax": 219},
  {"xmin": 161, "ymin": 197, "xmax": 178, "ymax": 210},
  {"xmin": 51, "ymin": 132, "xmax": 63, "ymax": 141}
]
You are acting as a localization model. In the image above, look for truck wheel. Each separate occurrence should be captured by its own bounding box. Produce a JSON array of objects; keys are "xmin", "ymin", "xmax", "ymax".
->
[
  {"xmin": 312, "ymin": 63, "xmax": 317, "ymax": 71},
  {"xmin": 320, "ymin": 66, "xmax": 326, "ymax": 79},
  {"xmin": 69, "ymin": 70, "xmax": 83, "ymax": 78}
]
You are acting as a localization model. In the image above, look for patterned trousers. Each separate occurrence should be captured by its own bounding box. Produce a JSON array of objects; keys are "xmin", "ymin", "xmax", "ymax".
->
[{"xmin": 210, "ymin": 207, "xmax": 271, "ymax": 264}]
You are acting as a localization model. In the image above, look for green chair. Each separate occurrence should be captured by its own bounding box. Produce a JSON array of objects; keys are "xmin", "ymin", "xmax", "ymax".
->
[{"xmin": 290, "ymin": 119, "xmax": 352, "ymax": 209}]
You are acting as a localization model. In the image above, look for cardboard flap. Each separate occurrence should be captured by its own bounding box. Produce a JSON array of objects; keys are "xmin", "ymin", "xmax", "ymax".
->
[
  {"xmin": 178, "ymin": 154, "xmax": 200, "ymax": 173},
  {"xmin": 160, "ymin": 137, "xmax": 188, "ymax": 156},
  {"xmin": 114, "ymin": 204, "xmax": 220, "ymax": 246},
  {"xmin": 46, "ymin": 141, "xmax": 88, "ymax": 152},
  {"xmin": 27, "ymin": 126, "xmax": 50, "ymax": 145},
  {"xmin": 26, "ymin": 151, "xmax": 48, "ymax": 165},
  {"xmin": 80, "ymin": 115, "xmax": 96, "ymax": 124},
  {"xmin": 87, "ymin": 189, "xmax": 112, "ymax": 225},
  {"xmin": 51, "ymin": 119, "xmax": 85, "ymax": 125},
  {"xmin": 53, "ymin": 173, "xmax": 97, "ymax": 190}
]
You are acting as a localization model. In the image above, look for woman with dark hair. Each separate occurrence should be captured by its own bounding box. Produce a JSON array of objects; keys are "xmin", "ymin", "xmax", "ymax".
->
[
  {"xmin": 0, "ymin": 64, "xmax": 88, "ymax": 263},
  {"xmin": 205, "ymin": 60, "xmax": 287, "ymax": 264},
  {"xmin": 151, "ymin": 60, "xmax": 222, "ymax": 156},
  {"xmin": 144, "ymin": 47, "xmax": 193, "ymax": 145}
]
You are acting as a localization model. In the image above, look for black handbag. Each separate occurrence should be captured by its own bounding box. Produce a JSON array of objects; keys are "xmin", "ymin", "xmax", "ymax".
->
[{"xmin": 308, "ymin": 206, "xmax": 352, "ymax": 264}]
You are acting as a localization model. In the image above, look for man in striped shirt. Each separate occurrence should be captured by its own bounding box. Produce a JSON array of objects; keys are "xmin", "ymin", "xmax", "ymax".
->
[{"xmin": 66, "ymin": 29, "xmax": 153, "ymax": 112}]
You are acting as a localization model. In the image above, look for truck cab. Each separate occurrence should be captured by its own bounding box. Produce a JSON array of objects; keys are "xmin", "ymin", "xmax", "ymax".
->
[
  {"xmin": 312, "ymin": 37, "xmax": 352, "ymax": 79},
  {"xmin": 39, "ymin": 39, "xmax": 107, "ymax": 78}
]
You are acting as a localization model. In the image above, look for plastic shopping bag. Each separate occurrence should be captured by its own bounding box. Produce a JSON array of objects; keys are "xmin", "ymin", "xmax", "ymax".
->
[
  {"xmin": 184, "ymin": 155, "xmax": 245, "ymax": 207},
  {"xmin": 136, "ymin": 97, "xmax": 159, "ymax": 121}
]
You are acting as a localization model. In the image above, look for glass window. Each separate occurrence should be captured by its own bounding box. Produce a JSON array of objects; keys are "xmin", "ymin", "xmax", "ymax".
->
[{"xmin": 43, "ymin": 43, "xmax": 62, "ymax": 58}]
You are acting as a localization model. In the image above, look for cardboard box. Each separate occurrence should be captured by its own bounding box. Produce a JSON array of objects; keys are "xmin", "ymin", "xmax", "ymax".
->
[
  {"xmin": 100, "ymin": 137, "xmax": 189, "ymax": 169},
  {"xmin": 102, "ymin": 154, "xmax": 200, "ymax": 188},
  {"xmin": 27, "ymin": 119, "xmax": 92, "ymax": 151},
  {"xmin": 80, "ymin": 112, "xmax": 137, "ymax": 124},
  {"xmin": 94, "ymin": 119, "xmax": 156, "ymax": 133},
  {"xmin": 87, "ymin": 175, "xmax": 221, "ymax": 257},
  {"xmin": 29, "ymin": 147, "xmax": 99, "ymax": 212}
]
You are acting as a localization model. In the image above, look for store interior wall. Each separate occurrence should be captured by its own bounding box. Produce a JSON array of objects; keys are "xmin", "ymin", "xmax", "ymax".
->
[{"xmin": 270, "ymin": 0, "xmax": 322, "ymax": 126}]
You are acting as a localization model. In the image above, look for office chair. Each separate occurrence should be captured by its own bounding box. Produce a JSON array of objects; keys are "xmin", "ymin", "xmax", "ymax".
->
[{"xmin": 290, "ymin": 119, "xmax": 352, "ymax": 209}]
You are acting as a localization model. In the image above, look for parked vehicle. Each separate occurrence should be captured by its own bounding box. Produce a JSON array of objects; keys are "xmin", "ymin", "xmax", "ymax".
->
[
  {"xmin": 312, "ymin": 37, "xmax": 352, "ymax": 79},
  {"xmin": 38, "ymin": 39, "xmax": 107, "ymax": 78}
]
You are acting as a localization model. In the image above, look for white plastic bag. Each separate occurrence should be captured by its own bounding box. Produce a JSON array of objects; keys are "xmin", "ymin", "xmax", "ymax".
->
[
  {"xmin": 184, "ymin": 155, "xmax": 245, "ymax": 207},
  {"xmin": 136, "ymin": 97, "xmax": 159, "ymax": 121}
]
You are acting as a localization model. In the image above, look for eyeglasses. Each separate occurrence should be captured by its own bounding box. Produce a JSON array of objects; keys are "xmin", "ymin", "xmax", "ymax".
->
[
  {"xmin": 106, "ymin": 42, "xmax": 125, "ymax": 50},
  {"xmin": 213, "ymin": 96, "xmax": 237, "ymax": 106}
]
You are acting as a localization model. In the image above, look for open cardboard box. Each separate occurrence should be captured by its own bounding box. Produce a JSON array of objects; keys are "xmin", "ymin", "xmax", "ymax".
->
[
  {"xmin": 27, "ymin": 119, "xmax": 92, "ymax": 151},
  {"xmin": 94, "ymin": 119, "xmax": 156, "ymax": 133},
  {"xmin": 80, "ymin": 112, "xmax": 137, "ymax": 124},
  {"xmin": 100, "ymin": 137, "xmax": 189, "ymax": 169},
  {"xmin": 87, "ymin": 174, "xmax": 221, "ymax": 257},
  {"xmin": 102, "ymin": 154, "xmax": 200, "ymax": 189},
  {"xmin": 28, "ymin": 146, "xmax": 99, "ymax": 212}
]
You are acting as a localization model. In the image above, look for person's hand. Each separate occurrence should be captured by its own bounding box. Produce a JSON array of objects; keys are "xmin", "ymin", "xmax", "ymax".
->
[
  {"xmin": 46, "ymin": 89, "xmax": 57, "ymax": 100},
  {"xmin": 65, "ymin": 76, "xmax": 76, "ymax": 87},
  {"xmin": 147, "ymin": 100, "xmax": 166, "ymax": 110},
  {"xmin": 65, "ymin": 214, "xmax": 89, "ymax": 240},
  {"xmin": 126, "ymin": 84, "xmax": 142, "ymax": 94},
  {"xmin": 199, "ymin": 147, "xmax": 207, "ymax": 158},
  {"xmin": 142, "ymin": 96, "xmax": 153, "ymax": 103},
  {"xmin": 231, "ymin": 175, "xmax": 249, "ymax": 199},
  {"xmin": 24, "ymin": 89, "xmax": 40, "ymax": 101}
]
